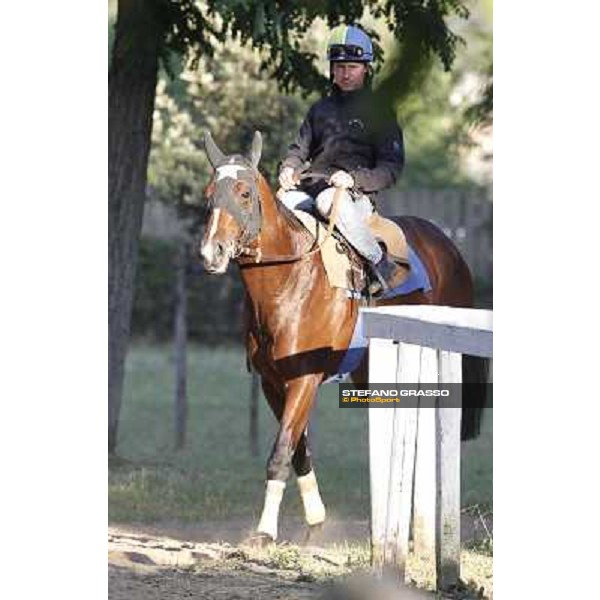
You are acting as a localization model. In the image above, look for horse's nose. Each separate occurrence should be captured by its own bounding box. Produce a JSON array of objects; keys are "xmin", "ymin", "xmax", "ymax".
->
[{"xmin": 200, "ymin": 239, "xmax": 225, "ymax": 267}]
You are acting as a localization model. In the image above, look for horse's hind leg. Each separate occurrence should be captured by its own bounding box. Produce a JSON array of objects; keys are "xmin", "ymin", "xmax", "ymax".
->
[
  {"xmin": 293, "ymin": 430, "xmax": 326, "ymax": 529},
  {"xmin": 461, "ymin": 354, "xmax": 489, "ymax": 440},
  {"xmin": 291, "ymin": 430, "xmax": 312, "ymax": 476}
]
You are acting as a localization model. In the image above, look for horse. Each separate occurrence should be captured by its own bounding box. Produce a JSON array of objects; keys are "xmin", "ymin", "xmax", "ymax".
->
[{"xmin": 197, "ymin": 130, "xmax": 487, "ymax": 544}]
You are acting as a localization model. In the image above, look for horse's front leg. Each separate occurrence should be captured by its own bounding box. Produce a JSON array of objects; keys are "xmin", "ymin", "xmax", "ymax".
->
[
  {"xmin": 258, "ymin": 379, "xmax": 326, "ymax": 539},
  {"xmin": 256, "ymin": 374, "xmax": 323, "ymax": 542}
]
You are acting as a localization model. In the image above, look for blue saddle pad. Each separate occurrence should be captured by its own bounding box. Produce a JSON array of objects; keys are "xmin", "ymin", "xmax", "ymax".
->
[
  {"xmin": 324, "ymin": 244, "xmax": 432, "ymax": 383},
  {"xmin": 379, "ymin": 245, "xmax": 432, "ymax": 299}
]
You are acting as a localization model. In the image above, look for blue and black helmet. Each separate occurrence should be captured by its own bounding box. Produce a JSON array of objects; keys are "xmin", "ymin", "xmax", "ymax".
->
[{"xmin": 327, "ymin": 25, "xmax": 374, "ymax": 63}]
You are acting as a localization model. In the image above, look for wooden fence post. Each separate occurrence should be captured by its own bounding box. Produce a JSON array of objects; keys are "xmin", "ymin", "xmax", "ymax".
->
[
  {"xmin": 436, "ymin": 350, "xmax": 462, "ymax": 590},
  {"xmin": 392, "ymin": 342, "xmax": 420, "ymax": 581},
  {"xmin": 369, "ymin": 338, "xmax": 398, "ymax": 575},
  {"xmin": 412, "ymin": 347, "xmax": 438, "ymax": 574},
  {"xmin": 363, "ymin": 305, "xmax": 493, "ymax": 594}
]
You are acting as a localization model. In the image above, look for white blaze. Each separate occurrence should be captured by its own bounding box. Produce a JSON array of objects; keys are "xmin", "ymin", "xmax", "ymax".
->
[
  {"xmin": 216, "ymin": 164, "xmax": 247, "ymax": 181},
  {"xmin": 201, "ymin": 208, "xmax": 221, "ymax": 263},
  {"xmin": 207, "ymin": 208, "xmax": 221, "ymax": 240}
]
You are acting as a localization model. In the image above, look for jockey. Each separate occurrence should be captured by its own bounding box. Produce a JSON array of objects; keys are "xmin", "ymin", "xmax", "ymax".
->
[{"xmin": 278, "ymin": 24, "xmax": 406, "ymax": 295}]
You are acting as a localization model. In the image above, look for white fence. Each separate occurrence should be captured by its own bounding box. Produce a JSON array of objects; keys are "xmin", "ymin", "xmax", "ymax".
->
[{"xmin": 362, "ymin": 305, "xmax": 493, "ymax": 591}]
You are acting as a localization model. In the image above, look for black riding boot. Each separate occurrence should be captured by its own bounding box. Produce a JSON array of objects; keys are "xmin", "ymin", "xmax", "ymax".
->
[{"xmin": 368, "ymin": 254, "xmax": 408, "ymax": 297}]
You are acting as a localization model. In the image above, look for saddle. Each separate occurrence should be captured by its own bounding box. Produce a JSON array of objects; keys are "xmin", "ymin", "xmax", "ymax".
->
[{"xmin": 292, "ymin": 209, "xmax": 410, "ymax": 296}]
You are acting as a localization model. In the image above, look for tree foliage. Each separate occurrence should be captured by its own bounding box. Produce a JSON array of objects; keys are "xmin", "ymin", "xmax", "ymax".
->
[
  {"xmin": 148, "ymin": 34, "xmax": 315, "ymax": 210},
  {"xmin": 146, "ymin": 1, "xmax": 495, "ymax": 199},
  {"xmin": 151, "ymin": 1, "xmax": 471, "ymax": 93},
  {"xmin": 112, "ymin": 0, "xmax": 481, "ymax": 209},
  {"xmin": 379, "ymin": 1, "xmax": 493, "ymax": 187},
  {"xmin": 146, "ymin": 3, "xmax": 492, "ymax": 197}
]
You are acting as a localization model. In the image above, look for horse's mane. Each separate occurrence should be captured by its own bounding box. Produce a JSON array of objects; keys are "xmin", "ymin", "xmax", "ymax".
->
[
  {"xmin": 258, "ymin": 172, "xmax": 313, "ymax": 239},
  {"xmin": 276, "ymin": 196, "xmax": 312, "ymax": 234}
]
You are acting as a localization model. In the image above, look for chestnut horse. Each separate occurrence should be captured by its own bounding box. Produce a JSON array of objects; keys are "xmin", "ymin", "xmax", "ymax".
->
[{"xmin": 198, "ymin": 131, "xmax": 486, "ymax": 544}]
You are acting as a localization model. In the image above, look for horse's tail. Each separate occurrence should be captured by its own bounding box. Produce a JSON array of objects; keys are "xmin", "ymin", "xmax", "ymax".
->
[{"xmin": 461, "ymin": 354, "xmax": 490, "ymax": 440}]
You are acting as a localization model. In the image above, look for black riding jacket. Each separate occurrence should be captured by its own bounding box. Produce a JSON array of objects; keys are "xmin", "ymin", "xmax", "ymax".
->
[{"xmin": 281, "ymin": 85, "xmax": 405, "ymax": 198}]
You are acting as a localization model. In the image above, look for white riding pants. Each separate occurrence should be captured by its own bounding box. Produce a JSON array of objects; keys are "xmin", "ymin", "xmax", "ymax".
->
[{"xmin": 280, "ymin": 188, "xmax": 383, "ymax": 264}]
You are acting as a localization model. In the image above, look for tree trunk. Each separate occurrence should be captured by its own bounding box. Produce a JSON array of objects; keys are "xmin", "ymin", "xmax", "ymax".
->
[
  {"xmin": 108, "ymin": 0, "xmax": 164, "ymax": 453},
  {"xmin": 174, "ymin": 241, "xmax": 189, "ymax": 451}
]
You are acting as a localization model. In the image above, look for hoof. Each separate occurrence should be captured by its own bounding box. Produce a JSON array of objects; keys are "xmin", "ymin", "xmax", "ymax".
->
[
  {"xmin": 245, "ymin": 532, "xmax": 276, "ymax": 548},
  {"xmin": 303, "ymin": 522, "xmax": 325, "ymax": 545}
]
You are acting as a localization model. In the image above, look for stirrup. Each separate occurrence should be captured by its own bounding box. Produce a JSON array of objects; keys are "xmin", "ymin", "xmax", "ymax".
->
[
  {"xmin": 368, "ymin": 255, "xmax": 405, "ymax": 297},
  {"xmin": 367, "ymin": 275, "xmax": 386, "ymax": 297}
]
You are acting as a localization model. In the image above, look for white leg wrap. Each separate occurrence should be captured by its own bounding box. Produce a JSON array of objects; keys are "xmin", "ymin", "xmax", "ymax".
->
[
  {"xmin": 297, "ymin": 470, "xmax": 326, "ymax": 526},
  {"xmin": 256, "ymin": 480, "xmax": 286, "ymax": 540}
]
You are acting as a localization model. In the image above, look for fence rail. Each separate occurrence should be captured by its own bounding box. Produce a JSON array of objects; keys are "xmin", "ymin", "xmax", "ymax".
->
[{"xmin": 362, "ymin": 305, "xmax": 493, "ymax": 592}]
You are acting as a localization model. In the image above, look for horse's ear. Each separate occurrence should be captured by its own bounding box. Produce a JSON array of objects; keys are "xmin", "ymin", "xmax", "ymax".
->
[
  {"xmin": 249, "ymin": 131, "xmax": 262, "ymax": 169},
  {"xmin": 204, "ymin": 131, "xmax": 225, "ymax": 168}
]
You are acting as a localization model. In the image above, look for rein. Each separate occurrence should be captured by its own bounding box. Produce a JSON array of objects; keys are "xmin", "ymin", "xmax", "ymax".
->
[{"xmin": 237, "ymin": 172, "xmax": 345, "ymax": 266}]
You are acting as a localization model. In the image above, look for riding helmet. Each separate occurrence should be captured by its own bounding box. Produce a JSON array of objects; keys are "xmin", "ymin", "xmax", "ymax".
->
[{"xmin": 327, "ymin": 25, "xmax": 374, "ymax": 63}]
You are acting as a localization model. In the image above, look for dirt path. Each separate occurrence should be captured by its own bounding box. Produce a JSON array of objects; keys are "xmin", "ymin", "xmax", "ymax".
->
[
  {"xmin": 109, "ymin": 516, "xmax": 492, "ymax": 600},
  {"xmin": 109, "ymin": 561, "xmax": 320, "ymax": 599},
  {"xmin": 108, "ymin": 527, "xmax": 349, "ymax": 600},
  {"xmin": 108, "ymin": 531, "xmax": 435, "ymax": 600}
]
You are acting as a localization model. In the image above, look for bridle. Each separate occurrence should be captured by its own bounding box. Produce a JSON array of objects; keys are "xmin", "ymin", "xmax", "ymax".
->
[
  {"xmin": 201, "ymin": 130, "xmax": 345, "ymax": 267},
  {"xmin": 230, "ymin": 171, "xmax": 346, "ymax": 267}
]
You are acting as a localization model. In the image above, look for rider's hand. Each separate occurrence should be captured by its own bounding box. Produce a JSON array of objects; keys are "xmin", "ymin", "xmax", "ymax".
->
[
  {"xmin": 329, "ymin": 170, "xmax": 354, "ymax": 190},
  {"xmin": 279, "ymin": 166, "xmax": 298, "ymax": 191}
]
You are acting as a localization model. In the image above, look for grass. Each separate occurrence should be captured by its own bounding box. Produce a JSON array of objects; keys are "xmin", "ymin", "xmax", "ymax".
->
[{"xmin": 109, "ymin": 343, "xmax": 492, "ymax": 524}]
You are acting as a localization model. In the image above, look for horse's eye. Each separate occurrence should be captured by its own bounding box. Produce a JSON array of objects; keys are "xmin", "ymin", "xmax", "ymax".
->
[{"xmin": 241, "ymin": 191, "xmax": 251, "ymax": 199}]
